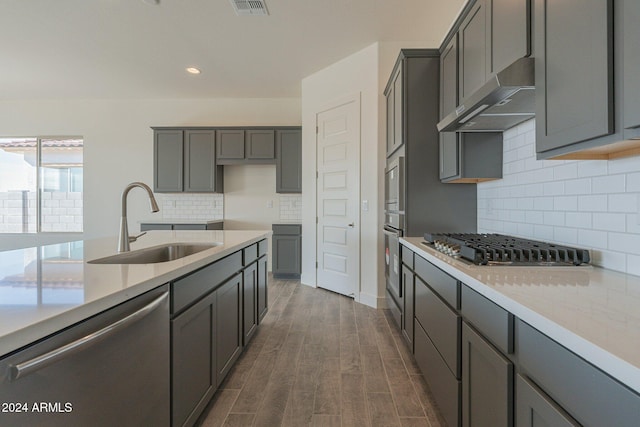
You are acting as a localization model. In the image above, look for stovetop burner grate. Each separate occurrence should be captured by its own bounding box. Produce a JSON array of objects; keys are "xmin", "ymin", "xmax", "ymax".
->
[{"xmin": 423, "ymin": 233, "xmax": 591, "ymax": 266}]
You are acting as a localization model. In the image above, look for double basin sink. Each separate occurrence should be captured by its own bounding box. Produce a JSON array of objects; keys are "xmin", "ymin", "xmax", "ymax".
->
[{"xmin": 89, "ymin": 243, "xmax": 219, "ymax": 264}]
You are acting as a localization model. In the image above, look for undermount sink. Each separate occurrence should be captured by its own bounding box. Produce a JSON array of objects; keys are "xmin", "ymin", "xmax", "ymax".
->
[{"xmin": 88, "ymin": 243, "xmax": 219, "ymax": 264}]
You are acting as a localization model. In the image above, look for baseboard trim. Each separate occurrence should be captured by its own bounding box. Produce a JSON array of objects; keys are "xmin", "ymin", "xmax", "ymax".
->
[{"xmin": 359, "ymin": 292, "xmax": 385, "ymax": 309}]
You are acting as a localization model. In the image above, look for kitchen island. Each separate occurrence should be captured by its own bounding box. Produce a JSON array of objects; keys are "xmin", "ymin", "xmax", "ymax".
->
[
  {"xmin": 0, "ymin": 230, "xmax": 269, "ymax": 427},
  {"xmin": 401, "ymin": 236, "xmax": 640, "ymax": 427}
]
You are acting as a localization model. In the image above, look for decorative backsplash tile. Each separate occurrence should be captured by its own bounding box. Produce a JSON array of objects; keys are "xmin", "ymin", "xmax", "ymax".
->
[
  {"xmin": 279, "ymin": 195, "xmax": 302, "ymax": 221},
  {"xmin": 478, "ymin": 119, "xmax": 640, "ymax": 275},
  {"xmin": 157, "ymin": 193, "xmax": 224, "ymax": 220}
]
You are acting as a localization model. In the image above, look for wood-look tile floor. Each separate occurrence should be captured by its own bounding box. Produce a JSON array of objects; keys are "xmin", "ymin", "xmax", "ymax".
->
[{"xmin": 196, "ymin": 277, "xmax": 446, "ymax": 427}]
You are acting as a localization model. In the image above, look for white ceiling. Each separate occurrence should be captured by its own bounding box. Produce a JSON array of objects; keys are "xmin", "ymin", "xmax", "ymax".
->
[{"xmin": 1, "ymin": 0, "xmax": 466, "ymax": 100}]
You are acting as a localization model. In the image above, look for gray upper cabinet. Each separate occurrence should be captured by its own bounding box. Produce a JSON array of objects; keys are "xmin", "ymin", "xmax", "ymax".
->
[
  {"xmin": 534, "ymin": 0, "xmax": 613, "ymax": 154},
  {"xmin": 276, "ymin": 129, "xmax": 302, "ymax": 193},
  {"xmin": 245, "ymin": 130, "xmax": 275, "ymax": 159},
  {"xmin": 459, "ymin": 0, "xmax": 488, "ymax": 103},
  {"xmin": 488, "ymin": 0, "xmax": 530, "ymax": 76},
  {"xmin": 154, "ymin": 130, "xmax": 184, "ymax": 192},
  {"xmin": 440, "ymin": 32, "xmax": 503, "ymax": 183},
  {"xmin": 385, "ymin": 64, "xmax": 403, "ymax": 157},
  {"xmin": 216, "ymin": 129, "xmax": 276, "ymax": 164},
  {"xmin": 184, "ymin": 130, "xmax": 219, "ymax": 192},
  {"xmin": 623, "ymin": 0, "xmax": 640, "ymax": 133},
  {"xmin": 216, "ymin": 130, "xmax": 245, "ymax": 160},
  {"xmin": 154, "ymin": 129, "xmax": 222, "ymax": 193}
]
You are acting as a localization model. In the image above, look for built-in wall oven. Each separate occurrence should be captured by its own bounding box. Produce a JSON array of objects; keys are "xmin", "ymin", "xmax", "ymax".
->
[{"xmin": 384, "ymin": 156, "xmax": 405, "ymax": 325}]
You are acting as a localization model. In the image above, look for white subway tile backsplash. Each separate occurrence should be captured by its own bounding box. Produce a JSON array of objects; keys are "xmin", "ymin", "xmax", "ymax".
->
[
  {"xmin": 578, "ymin": 195, "xmax": 608, "ymax": 212},
  {"xmin": 477, "ymin": 118, "xmax": 640, "ymax": 275},
  {"xmin": 592, "ymin": 213, "xmax": 626, "ymax": 232},
  {"xmin": 158, "ymin": 193, "xmax": 224, "ymax": 220},
  {"xmin": 592, "ymin": 174, "xmax": 626, "ymax": 194}
]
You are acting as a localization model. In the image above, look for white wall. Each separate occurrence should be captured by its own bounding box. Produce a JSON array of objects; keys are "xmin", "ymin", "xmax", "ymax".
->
[
  {"xmin": 479, "ymin": 119, "xmax": 640, "ymax": 275},
  {"xmin": 0, "ymin": 98, "xmax": 301, "ymax": 251},
  {"xmin": 301, "ymin": 41, "xmax": 425, "ymax": 308}
]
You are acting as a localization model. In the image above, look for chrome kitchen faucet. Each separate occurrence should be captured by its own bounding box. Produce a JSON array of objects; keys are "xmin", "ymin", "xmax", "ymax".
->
[{"xmin": 118, "ymin": 182, "xmax": 159, "ymax": 252}]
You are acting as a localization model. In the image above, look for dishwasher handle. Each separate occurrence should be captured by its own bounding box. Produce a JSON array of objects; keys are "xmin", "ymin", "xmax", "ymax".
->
[{"xmin": 10, "ymin": 291, "xmax": 168, "ymax": 381}]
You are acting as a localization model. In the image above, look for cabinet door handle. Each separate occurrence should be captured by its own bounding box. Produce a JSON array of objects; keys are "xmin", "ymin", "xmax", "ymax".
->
[{"xmin": 10, "ymin": 292, "xmax": 168, "ymax": 381}]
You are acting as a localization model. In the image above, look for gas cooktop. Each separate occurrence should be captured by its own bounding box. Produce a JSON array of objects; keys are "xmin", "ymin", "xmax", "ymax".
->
[{"xmin": 423, "ymin": 233, "xmax": 591, "ymax": 266}]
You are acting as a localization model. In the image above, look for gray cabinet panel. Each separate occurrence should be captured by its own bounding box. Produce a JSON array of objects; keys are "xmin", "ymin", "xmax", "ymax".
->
[
  {"xmin": 184, "ymin": 130, "xmax": 217, "ymax": 192},
  {"xmin": 257, "ymin": 255, "xmax": 268, "ymax": 322},
  {"xmin": 141, "ymin": 223, "xmax": 172, "ymax": 231},
  {"xmin": 440, "ymin": 132, "xmax": 460, "ymax": 180},
  {"xmin": 462, "ymin": 322, "xmax": 513, "ymax": 427},
  {"xmin": 535, "ymin": 0, "xmax": 613, "ymax": 153},
  {"xmin": 461, "ymin": 285, "xmax": 513, "ymax": 354},
  {"xmin": 401, "ymin": 265, "xmax": 414, "ymax": 350},
  {"xmin": 216, "ymin": 130, "xmax": 245, "ymax": 160},
  {"xmin": 272, "ymin": 224, "xmax": 301, "ymax": 277},
  {"xmin": 415, "ymin": 276, "xmax": 461, "ymax": 378},
  {"xmin": 623, "ymin": 0, "xmax": 640, "ymax": 131},
  {"xmin": 459, "ymin": 0, "xmax": 488, "ymax": 102},
  {"xmin": 517, "ymin": 320, "xmax": 640, "ymax": 427},
  {"xmin": 401, "ymin": 245, "xmax": 414, "ymax": 270},
  {"xmin": 173, "ymin": 224, "xmax": 207, "ymax": 230},
  {"xmin": 276, "ymin": 129, "xmax": 302, "ymax": 193},
  {"xmin": 440, "ymin": 35, "xmax": 458, "ymax": 119},
  {"xmin": 516, "ymin": 375, "xmax": 579, "ymax": 427},
  {"xmin": 245, "ymin": 130, "xmax": 275, "ymax": 159},
  {"xmin": 489, "ymin": 0, "xmax": 530, "ymax": 75},
  {"xmin": 171, "ymin": 290, "xmax": 216, "ymax": 427},
  {"xmin": 216, "ymin": 273, "xmax": 243, "ymax": 385},
  {"xmin": 414, "ymin": 255, "xmax": 459, "ymax": 310},
  {"xmin": 242, "ymin": 262, "xmax": 258, "ymax": 345},
  {"xmin": 154, "ymin": 130, "xmax": 183, "ymax": 192},
  {"xmin": 393, "ymin": 66, "xmax": 403, "ymax": 154},
  {"xmin": 386, "ymin": 89, "xmax": 394, "ymax": 155},
  {"xmin": 414, "ymin": 322, "xmax": 460, "ymax": 427}
]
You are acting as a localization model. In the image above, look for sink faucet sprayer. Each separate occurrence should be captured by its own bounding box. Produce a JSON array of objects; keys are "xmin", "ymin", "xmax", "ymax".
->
[{"xmin": 118, "ymin": 182, "xmax": 159, "ymax": 252}]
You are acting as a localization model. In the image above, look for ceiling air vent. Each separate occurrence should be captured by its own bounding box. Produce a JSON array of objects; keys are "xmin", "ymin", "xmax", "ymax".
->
[{"xmin": 229, "ymin": 0, "xmax": 269, "ymax": 16}]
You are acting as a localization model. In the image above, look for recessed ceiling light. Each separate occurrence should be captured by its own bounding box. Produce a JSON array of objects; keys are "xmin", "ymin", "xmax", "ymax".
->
[
  {"xmin": 142, "ymin": 0, "xmax": 160, "ymax": 5},
  {"xmin": 186, "ymin": 67, "xmax": 201, "ymax": 75}
]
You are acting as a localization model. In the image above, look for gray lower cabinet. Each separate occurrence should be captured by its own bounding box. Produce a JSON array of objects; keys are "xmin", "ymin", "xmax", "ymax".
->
[
  {"xmin": 215, "ymin": 273, "xmax": 243, "ymax": 384},
  {"xmin": 171, "ymin": 289, "xmax": 218, "ymax": 427},
  {"xmin": 534, "ymin": 0, "xmax": 613, "ymax": 154},
  {"xmin": 272, "ymin": 224, "xmax": 301, "ymax": 278},
  {"xmin": 516, "ymin": 375, "xmax": 579, "ymax": 427},
  {"xmin": 517, "ymin": 320, "xmax": 640, "ymax": 426},
  {"xmin": 462, "ymin": 322, "xmax": 513, "ymax": 427},
  {"xmin": 258, "ymin": 253, "xmax": 268, "ymax": 322},
  {"xmin": 242, "ymin": 262, "xmax": 258, "ymax": 345},
  {"xmin": 276, "ymin": 129, "xmax": 302, "ymax": 193},
  {"xmin": 141, "ymin": 222, "xmax": 223, "ymax": 231},
  {"xmin": 153, "ymin": 129, "xmax": 223, "ymax": 193},
  {"xmin": 401, "ymin": 264, "xmax": 414, "ymax": 349}
]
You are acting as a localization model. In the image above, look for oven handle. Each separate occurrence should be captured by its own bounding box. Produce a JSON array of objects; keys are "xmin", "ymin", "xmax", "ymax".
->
[{"xmin": 383, "ymin": 225, "xmax": 402, "ymax": 237}]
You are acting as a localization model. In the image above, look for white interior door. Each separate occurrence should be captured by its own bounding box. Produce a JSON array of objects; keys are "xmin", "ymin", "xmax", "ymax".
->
[{"xmin": 316, "ymin": 95, "xmax": 360, "ymax": 297}]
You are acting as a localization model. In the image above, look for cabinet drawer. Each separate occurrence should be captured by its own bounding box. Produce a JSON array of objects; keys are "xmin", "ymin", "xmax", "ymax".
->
[
  {"xmin": 414, "ymin": 321, "xmax": 460, "ymax": 427},
  {"xmin": 401, "ymin": 245, "xmax": 414, "ymax": 270},
  {"xmin": 415, "ymin": 276, "xmax": 461, "ymax": 378},
  {"xmin": 172, "ymin": 251, "xmax": 242, "ymax": 315},
  {"xmin": 461, "ymin": 285, "xmax": 513, "ymax": 354},
  {"xmin": 173, "ymin": 224, "xmax": 206, "ymax": 230},
  {"xmin": 517, "ymin": 320, "xmax": 640, "ymax": 427},
  {"xmin": 258, "ymin": 239, "xmax": 268, "ymax": 256},
  {"xmin": 243, "ymin": 244, "xmax": 258, "ymax": 265},
  {"xmin": 272, "ymin": 224, "xmax": 301, "ymax": 235},
  {"xmin": 415, "ymin": 255, "xmax": 459, "ymax": 309},
  {"xmin": 141, "ymin": 223, "xmax": 172, "ymax": 231}
]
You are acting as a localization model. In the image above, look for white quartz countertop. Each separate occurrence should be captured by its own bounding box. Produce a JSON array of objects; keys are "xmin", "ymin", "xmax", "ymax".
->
[
  {"xmin": 401, "ymin": 236, "xmax": 640, "ymax": 394},
  {"xmin": 0, "ymin": 230, "xmax": 269, "ymax": 357}
]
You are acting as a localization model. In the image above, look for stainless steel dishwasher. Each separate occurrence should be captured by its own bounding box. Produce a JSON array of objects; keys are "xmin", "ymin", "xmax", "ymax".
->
[{"xmin": 0, "ymin": 285, "xmax": 170, "ymax": 427}]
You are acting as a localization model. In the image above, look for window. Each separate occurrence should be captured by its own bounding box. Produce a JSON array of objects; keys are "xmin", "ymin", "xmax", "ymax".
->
[{"xmin": 0, "ymin": 137, "xmax": 83, "ymax": 233}]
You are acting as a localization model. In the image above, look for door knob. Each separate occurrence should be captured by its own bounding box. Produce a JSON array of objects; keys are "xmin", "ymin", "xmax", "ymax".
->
[{"xmin": 348, "ymin": 223, "xmax": 355, "ymax": 228}]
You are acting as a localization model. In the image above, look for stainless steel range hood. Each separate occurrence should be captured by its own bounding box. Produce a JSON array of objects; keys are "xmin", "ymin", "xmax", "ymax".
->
[{"xmin": 437, "ymin": 57, "xmax": 535, "ymax": 132}]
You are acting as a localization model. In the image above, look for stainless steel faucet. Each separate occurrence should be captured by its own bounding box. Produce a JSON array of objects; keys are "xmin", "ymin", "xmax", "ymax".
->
[{"xmin": 118, "ymin": 182, "xmax": 159, "ymax": 252}]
